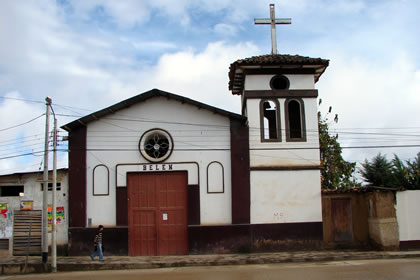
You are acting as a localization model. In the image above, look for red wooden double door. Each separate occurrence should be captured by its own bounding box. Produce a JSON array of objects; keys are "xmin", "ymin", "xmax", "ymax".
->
[{"xmin": 128, "ymin": 172, "xmax": 188, "ymax": 256}]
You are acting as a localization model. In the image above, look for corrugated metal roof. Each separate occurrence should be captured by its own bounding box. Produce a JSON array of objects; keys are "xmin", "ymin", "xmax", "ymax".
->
[
  {"xmin": 228, "ymin": 54, "xmax": 329, "ymax": 95},
  {"xmin": 61, "ymin": 88, "xmax": 246, "ymax": 131}
]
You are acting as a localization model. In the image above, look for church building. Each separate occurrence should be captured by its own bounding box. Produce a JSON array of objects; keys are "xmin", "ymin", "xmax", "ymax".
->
[{"xmin": 62, "ymin": 5, "xmax": 330, "ymax": 256}]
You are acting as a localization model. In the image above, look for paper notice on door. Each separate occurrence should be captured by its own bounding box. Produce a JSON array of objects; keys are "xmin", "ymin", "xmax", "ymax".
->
[{"xmin": 162, "ymin": 213, "xmax": 168, "ymax": 221}]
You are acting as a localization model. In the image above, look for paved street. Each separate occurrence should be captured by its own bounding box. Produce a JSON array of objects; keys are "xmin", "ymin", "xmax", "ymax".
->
[{"xmin": 1, "ymin": 258, "xmax": 420, "ymax": 280}]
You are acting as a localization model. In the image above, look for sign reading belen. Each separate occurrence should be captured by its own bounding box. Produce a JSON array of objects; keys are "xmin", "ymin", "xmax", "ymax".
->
[{"xmin": 140, "ymin": 164, "xmax": 173, "ymax": 171}]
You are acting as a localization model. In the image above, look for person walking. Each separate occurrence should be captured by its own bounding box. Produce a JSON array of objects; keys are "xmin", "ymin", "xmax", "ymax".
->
[{"xmin": 90, "ymin": 225, "xmax": 104, "ymax": 262}]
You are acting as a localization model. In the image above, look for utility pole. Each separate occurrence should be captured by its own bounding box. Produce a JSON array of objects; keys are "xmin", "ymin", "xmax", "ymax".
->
[
  {"xmin": 52, "ymin": 117, "xmax": 57, "ymax": 272},
  {"xmin": 42, "ymin": 97, "xmax": 51, "ymax": 265}
]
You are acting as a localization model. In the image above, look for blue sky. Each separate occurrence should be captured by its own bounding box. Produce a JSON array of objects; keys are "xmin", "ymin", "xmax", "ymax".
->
[{"xmin": 0, "ymin": 0, "xmax": 419, "ymax": 177}]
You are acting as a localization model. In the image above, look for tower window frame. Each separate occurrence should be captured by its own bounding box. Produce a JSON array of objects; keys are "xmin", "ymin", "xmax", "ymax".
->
[
  {"xmin": 285, "ymin": 98, "xmax": 306, "ymax": 142},
  {"xmin": 260, "ymin": 99, "xmax": 282, "ymax": 142}
]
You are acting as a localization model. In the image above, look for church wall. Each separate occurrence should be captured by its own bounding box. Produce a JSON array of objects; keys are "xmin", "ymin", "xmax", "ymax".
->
[
  {"xmin": 246, "ymin": 98, "xmax": 320, "ymax": 167},
  {"xmin": 245, "ymin": 74, "xmax": 315, "ymax": 91},
  {"xmin": 84, "ymin": 97, "xmax": 233, "ymax": 227},
  {"xmin": 250, "ymin": 170, "xmax": 322, "ymax": 224}
]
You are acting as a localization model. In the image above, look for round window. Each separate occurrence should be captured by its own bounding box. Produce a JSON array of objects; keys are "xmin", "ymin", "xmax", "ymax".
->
[
  {"xmin": 139, "ymin": 129, "xmax": 173, "ymax": 163},
  {"xmin": 270, "ymin": 75, "xmax": 290, "ymax": 90}
]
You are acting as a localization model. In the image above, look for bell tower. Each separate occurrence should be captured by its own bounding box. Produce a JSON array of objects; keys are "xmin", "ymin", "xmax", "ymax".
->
[{"xmin": 228, "ymin": 4, "xmax": 329, "ymax": 242}]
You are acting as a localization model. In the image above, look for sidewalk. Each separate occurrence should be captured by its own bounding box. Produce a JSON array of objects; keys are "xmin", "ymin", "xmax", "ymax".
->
[{"xmin": 2, "ymin": 250, "xmax": 420, "ymax": 275}]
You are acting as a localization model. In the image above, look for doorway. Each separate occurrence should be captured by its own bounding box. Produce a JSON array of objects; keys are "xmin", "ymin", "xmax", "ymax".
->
[{"xmin": 127, "ymin": 172, "xmax": 188, "ymax": 256}]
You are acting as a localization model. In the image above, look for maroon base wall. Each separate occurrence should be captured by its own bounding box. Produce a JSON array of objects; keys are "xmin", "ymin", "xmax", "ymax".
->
[
  {"xmin": 68, "ymin": 222, "xmax": 322, "ymax": 255},
  {"xmin": 400, "ymin": 240, "xmax": 420, "ymax": 250},
  {"xmin": 68, "ymin": 227, "xmax": 128, "ymax": 256}
]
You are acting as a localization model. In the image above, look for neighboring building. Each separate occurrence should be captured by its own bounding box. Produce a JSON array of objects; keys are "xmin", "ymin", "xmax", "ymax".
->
[
  {"xmin": 396, "ymin": 190, "xmax": 420, "ymax": 250},
  {"xmin": 322, "ymin": 187, "xmax": 420, "ymax": 251},
  {"xmin": 0, "ymin": 169, "xmax": 68, "ymax": 256},
  {"xmin": 62, "ymin": 54, "xmax": 330, "ymax": 256}
]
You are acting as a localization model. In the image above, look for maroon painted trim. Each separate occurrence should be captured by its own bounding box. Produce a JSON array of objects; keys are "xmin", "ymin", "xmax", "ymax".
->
[
  {"xmin": 68, "ymin": 126, "xmax": 87, "ymax": 227},
  {"xmin": 206, "ymin": 161, "xmax": 225, "ymax": 194},
  {"xmin": 188, "ymin": 222, "xmax": 323, "ymax": 254},
  {"xmin": 188, "ymin": 184, "xmax": 200, "ymax": 225},
  {"xmin": 251, "ymin": 222, "xmax": 323, "ymax": 240},
  {"xmin": 68, "ymin": 227, "xmax": 128, "ymax": 256},
  {"xmin": 250, "ymin": 165, "xmax": 321, "ymax": 171},
  {"xmin": 230, "ymin": 118, "xmax": 250, "ymax": 224},
  {"xmin": 244, "ymin": 90, "xmax": 318, "ymax": 98},
  {"xmin": 116, "ymin": 188, "xmax": 128, "ymax": 226},
  {"xmin": 400, "ymin": 240, "xmax": 420, "ymax": 250},
  {"xmin": 92, "ymin": 164, "xmax": 109, "ymax": 196},
  {"xmin": 68, "ymin": 222, "xmax": 323, "ymax": 255}
]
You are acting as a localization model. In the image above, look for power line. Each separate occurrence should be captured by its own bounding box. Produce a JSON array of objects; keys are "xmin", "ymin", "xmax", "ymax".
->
[
  {"xmin": 0, "ymin": 113, "xmax": 45, "ymax": 132},
  {"xmin": 0, "ymin": 96, "xmax": 45, "ymax": 104}
]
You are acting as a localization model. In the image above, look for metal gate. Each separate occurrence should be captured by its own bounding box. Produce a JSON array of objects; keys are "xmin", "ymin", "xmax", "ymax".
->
[{"xmin": 13, "ymin": 210, "xmax": 42, "ymax": 256}]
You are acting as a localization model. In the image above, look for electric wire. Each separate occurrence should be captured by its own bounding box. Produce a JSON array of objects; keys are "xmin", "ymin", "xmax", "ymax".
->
[{"xmin": 0, "ymin": 113, "xmax": 45, "ymax": 132}]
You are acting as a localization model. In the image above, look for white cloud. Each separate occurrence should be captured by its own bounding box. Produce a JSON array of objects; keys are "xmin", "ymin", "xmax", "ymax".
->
[
  {"xmin": 317, "ymin": 51, "xmax": 420, "ymax": 163},
  {"xmin": 214, "ymin": 23, "xmax": 238, "ymax": 37},
  {"xmin": 0, "ymin": 92, "xmax": 45, "ymax": 174},
  {"xmin": 137, "ymin": 41, "xmax": 259, "ymax": 112},
  {"xmin": 1, "ymin": 0, "xmax": 419, "ymax": 177}
]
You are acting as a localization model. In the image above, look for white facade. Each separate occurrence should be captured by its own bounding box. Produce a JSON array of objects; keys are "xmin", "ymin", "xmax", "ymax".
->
[
  {"xmin": 244, "ymin": 73, "xmax": 323, "ymax": 224},
  {"xmin": 396, "ymin": 190, "xmax": 420, "ymax": 241},
  {"xmin": 0, "ymin": 170, "xmax": 69, "ymax": 254},
  {"xmin": 85, "ymin": 96, "xmax": 233, "ymax": 227}
]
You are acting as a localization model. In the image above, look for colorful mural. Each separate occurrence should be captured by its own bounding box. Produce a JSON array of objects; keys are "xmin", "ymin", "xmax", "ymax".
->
[
  {"xmin": 0, "ymin": 203, "xmax": 7, "ymax": 218},
  {"xmin": 48, "ymin": 205, "xmax": 65, "ymax": 232},
  {"xmin": 0, "ymin": 203, "xmax": 13, "ymax": 238}
]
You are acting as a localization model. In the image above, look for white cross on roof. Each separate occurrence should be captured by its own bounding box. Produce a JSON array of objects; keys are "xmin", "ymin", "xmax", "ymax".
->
[{"xmin": 254, "ymin": 4, "xmax": 291, "ymax": 55}]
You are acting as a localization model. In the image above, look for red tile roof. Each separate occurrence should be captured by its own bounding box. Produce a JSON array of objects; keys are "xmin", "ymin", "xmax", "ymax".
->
[{"xmin": 229, "ymin": 54, "xmax": 329, "ymax": 95}]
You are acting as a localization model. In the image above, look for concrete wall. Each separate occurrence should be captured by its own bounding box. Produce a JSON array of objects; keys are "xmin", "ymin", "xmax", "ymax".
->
[
  {"xmin": 251, "ymin": 170, "xmax": 322, "ymax": 224},
  {"xmin": 367, "ymin": 191, "xmax": 399, "ymax": 250},
  {"xmin": 0, "ymin": 170, "xmax": 69, "ymax": 255},
  {"xmin": 85, "ymin": 96, "xmax": 233, "ymax": 227},
  {"xmin": 396, "ymin": 190, "xmax": 420, "ymax": 249},
  {"xmin": 322, "ymin": 192, "xmax": 369, "ymax": 248}
]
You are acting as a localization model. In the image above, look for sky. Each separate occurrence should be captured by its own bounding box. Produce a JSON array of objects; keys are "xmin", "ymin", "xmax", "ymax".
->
[{"xmin": 0, "ymin": 0, "xmax": 419, "ymax": 179}]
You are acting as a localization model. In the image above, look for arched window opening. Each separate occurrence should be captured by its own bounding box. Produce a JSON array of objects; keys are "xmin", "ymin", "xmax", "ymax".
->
[
  {"xmin": 285, "ymin": 98, "xmax": 306, "ymax": 142},
  {"xmin": 288, "ymin": 100, "xmax": 302, "ymax": 138},
  {"xmin": 263, "ymin": 100, "xmax": 278, "ymax": 140}
]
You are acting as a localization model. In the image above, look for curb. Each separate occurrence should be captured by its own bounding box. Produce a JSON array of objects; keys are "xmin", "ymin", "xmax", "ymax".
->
[{"xmin": 2, "ymin": 252, "xmax": 420, "ymax": 275}]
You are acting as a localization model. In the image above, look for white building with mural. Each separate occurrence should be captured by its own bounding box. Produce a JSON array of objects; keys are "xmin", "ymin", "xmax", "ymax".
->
[
  {"xmin": 62, "ymin": 53, "xmax": 330, "ymax": 256},
  {"xmin": 0, "ymin": 169, "xmax": 68, "ymax": 256}
]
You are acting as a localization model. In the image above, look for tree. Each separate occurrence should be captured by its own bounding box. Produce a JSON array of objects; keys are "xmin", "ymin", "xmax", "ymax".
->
[
  {"xmin": 405, "ymin": 153, "xmax": 420, "ymax": 189},
  {"xmin": 318, "ymin": 112, "xmax": 358, "ymax": 189},
  {"xmin": 359, "ymin": 153, "xmax": 394, "ymax": 188},
  {"xmin": 359, "ymin": 152, "xmax": 420, "ymax": 189}
]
